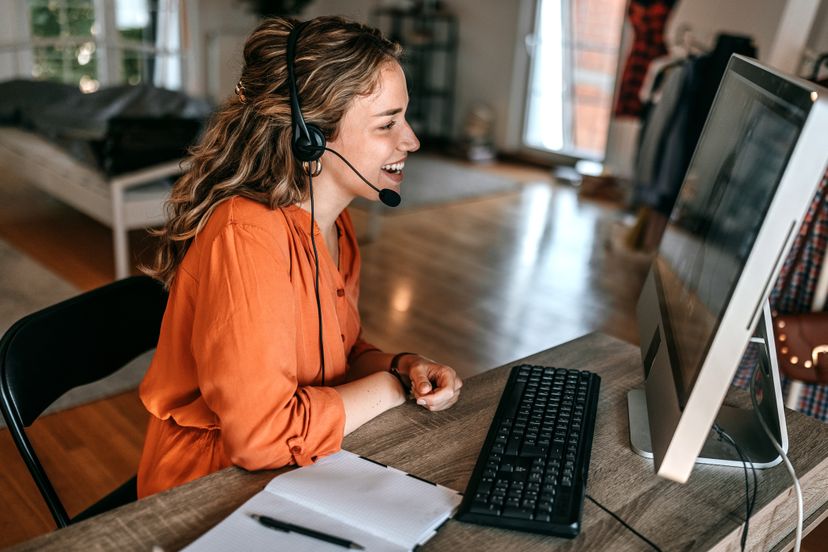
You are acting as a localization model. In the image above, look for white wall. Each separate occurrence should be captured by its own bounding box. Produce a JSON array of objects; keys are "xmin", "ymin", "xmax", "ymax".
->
[
  {"xmin": 303, "ymin": 0, "xmax": 376, "ymax": 20},
  {"xmin": 666, "ymin": 0, "xmax": 822, "ymax": 74},
  {"xmin": 197, "ymin": 0, "xmax": 378, "ymax": 102},
  {"xmin": 666, "ymin": 0, "xmax": 787, "ymax": 61},
  {"xmin": 304, "ymin": 0, "xmax": 525, "ymax": 149},
  {"xmin": 806, "ymin": 0, "xmax": 828, "ymax": 78},
  {"xmin": 809, "ymin": 0, "xmax": 828, "ymax": 52},
  {"xmin": 443, "ymin": 0, "xmax": 524, "ymax": 150},
  {"xmin": 184, "ymin": 0, "xmax": 259, "ymax": 101}
]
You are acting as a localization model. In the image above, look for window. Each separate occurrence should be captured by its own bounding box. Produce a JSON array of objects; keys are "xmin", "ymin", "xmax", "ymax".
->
[
  {"xmin": 523, "ymin": 0, "xmax": 626, "ymax": 160},
  {"xmin": 26, "ymin": 0, "xmax": 181, "ymax": 92}
]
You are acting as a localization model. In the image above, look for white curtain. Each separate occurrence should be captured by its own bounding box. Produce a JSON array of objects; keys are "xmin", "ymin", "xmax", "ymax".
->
[
  {"xmin": 0, "ymin": 0, "xmax": 34, "ymax": 81},
  {"xmin": 153, "ymin": 0, "xmax": 182, "ymax": 89}
]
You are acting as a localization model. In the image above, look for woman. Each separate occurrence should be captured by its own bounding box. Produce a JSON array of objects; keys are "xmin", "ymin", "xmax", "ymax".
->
[{"xmin": 137, "ymin": 16, "xmax": 462, "ymax": 498}]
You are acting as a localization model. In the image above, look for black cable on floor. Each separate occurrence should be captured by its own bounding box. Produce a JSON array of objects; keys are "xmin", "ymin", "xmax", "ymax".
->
[{"xmin": 586, "ymin": 494, "xmax": 663, "ymax": 552}]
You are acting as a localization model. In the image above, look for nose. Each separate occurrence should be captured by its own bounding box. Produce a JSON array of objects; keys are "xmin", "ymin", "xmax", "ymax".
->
[{"xmin": 401, "ymin": 120, "xmax": 420, "ymax": 153}]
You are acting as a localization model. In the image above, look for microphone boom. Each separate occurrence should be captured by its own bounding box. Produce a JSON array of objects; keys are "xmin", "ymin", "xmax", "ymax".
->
[{"xmin": 325, "ymin": 147, "xmax": 402, "ymax": 207}]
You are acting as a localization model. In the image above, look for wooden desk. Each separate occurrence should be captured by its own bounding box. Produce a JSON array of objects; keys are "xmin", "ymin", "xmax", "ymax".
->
[{"xmin": 9, "ymin": 333, "xmax": 828, "ymax": 551}]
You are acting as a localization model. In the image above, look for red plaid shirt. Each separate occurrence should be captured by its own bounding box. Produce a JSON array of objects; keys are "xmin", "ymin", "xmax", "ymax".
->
[{"xmin": 614, "ymin": 0, "xmax": 677, "ymax": 118}]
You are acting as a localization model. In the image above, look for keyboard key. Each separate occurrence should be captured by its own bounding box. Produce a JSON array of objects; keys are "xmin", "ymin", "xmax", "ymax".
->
[
  {"xmin": 521, "ymin": 498, "xmax": 537, "ymax": 509},
  {"xmin": 549, "ymin": 444, "xmax": 563, "ymax": 459},
  {"xmin": 521, "ymin": 444, "xmax": 546, "ymax": 457},
  {"xmin": 470, "ymin": 501, "xmax": 501, "ymax": 515},
  {"xmin": 503, "ymin": 506, "xmax": 534, "ymax": 520},
  {"xmin": 510, "ymin": 469, "xmax": 528, "ymax": 483},
  {"xmin": 478, "ymin": 479, "xmax": 493, "ymax": 494}
]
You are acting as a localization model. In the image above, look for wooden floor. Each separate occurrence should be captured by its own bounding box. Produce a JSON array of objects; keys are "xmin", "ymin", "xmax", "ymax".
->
[{"xmin": 0, "ymin": 158, "xmax": 824, "ymax": 550}]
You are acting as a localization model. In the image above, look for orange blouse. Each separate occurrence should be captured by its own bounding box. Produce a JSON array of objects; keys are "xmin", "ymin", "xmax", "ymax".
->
[{"xmin": 137, "ymin": 196, "xmax": 378, "ymax": 498}]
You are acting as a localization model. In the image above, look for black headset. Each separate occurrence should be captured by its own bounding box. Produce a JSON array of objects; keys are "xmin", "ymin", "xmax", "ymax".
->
[
  {"xmin": 286, "ymin": 20, "xmax": 328, "ymax": 385},
  {"xmin": 286, "ymin": 21, "xmax": 325, "ymax": 164},
  {"xmin": 285, "ymin": 21, "xmax": 402, "ymax": 207}
]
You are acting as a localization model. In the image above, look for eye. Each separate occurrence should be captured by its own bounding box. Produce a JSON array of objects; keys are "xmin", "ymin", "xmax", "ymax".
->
[{"xmin": 380, "ymin": 120, "xmax": 396, "ymax": 130}]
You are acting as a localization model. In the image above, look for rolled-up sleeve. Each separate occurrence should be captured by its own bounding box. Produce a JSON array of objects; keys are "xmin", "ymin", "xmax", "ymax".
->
[{"xmin": 191, "ymin": 222, "xmax": 345, "ymax": 470}]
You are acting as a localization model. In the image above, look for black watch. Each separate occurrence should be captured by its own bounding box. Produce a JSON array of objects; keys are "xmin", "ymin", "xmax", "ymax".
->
[{"xmin": 389, "ymin": 352, "xmax": 415, "ymax": 396}]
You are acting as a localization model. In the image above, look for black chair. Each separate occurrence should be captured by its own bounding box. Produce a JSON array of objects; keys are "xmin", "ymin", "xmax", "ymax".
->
[{"xmin": 0, "ymin": 275, "xmax": 167, "ymax": 528}]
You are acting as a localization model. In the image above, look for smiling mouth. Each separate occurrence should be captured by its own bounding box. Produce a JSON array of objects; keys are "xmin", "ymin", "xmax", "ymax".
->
[{"xmin": 381, "ymin": 161, "xmax": 405, "ymax": 175}]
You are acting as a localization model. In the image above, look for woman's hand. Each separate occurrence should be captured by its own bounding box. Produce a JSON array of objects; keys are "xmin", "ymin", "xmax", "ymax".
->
[{"xmin": 399, "ymin": 354, "xmax": 463, "ymax": 411}]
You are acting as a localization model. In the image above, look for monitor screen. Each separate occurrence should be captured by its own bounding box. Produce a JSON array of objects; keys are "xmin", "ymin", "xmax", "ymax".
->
[{"xmin": 655, "ymin": 64, "xmax": 811, "ymax": 407}]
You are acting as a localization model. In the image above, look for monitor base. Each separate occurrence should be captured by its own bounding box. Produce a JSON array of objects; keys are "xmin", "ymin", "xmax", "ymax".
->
[{"xmin": 628, "ymin": 388, "xmax": 784, "ymax": 469}]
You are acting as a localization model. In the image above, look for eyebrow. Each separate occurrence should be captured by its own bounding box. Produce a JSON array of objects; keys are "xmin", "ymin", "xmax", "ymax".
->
[{"xmin": 373, "ymin": 108, "xmax": 403, "ymax": 117}]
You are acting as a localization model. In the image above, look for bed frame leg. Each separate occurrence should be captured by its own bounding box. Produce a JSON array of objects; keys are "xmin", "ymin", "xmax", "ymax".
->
[{"xmin": 111, "ymin": 182, "xmax": 129, "ymax": 280}]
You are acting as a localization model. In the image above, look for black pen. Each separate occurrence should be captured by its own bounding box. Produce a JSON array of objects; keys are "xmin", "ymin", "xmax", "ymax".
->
[{"xmin": 248, "ymin": 513, "xmax": 365, "ymax": 550}]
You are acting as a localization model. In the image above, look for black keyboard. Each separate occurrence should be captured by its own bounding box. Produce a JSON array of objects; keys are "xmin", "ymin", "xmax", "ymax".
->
[{"xmin": 456, "ymin": 364, "xmax": 600, "ymax": 538}]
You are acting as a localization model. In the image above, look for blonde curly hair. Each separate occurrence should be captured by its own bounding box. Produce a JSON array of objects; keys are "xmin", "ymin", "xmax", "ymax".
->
[{"xmin": 144, "ymin": 16, "xmax": 401, "ymax": 287}]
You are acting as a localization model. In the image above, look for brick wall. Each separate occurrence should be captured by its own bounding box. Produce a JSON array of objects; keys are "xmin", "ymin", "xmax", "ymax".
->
[{"xmin": 571, "ymin": 0, "xmax": 626, "ymax": 156}]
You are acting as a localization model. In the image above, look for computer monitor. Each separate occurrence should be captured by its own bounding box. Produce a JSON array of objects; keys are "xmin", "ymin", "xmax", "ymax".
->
[{"xmin": 629, "ymin": 55, "xmax": 828, "ymax": 484}]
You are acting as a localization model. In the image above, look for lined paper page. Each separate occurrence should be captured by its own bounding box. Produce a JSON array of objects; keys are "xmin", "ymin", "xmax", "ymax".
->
[
  {"xmin": 183, "ymin": 490, "xmax": 401, "ymax": 552},
  {"xmin": 266, "ymin": 450, "xmax": 462, "ymax": 549}
]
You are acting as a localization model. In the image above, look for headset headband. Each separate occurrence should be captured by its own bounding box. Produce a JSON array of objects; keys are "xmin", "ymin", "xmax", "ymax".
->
[{"xmin": 286, "ymin": 21, "xmax": 325, "ymax": 162}]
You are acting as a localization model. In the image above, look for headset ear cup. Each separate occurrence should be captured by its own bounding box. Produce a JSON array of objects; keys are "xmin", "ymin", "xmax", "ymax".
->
[{"xmin": 292, "ymin": 122, "xmax": 326, "ymax": 162}]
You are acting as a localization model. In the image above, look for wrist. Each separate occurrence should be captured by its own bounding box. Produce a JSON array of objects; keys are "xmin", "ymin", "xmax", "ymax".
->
[
  {"xmin": 389, "ymin": 352, "xmax": 416, "ymax": 398},
  {"xmin": 391, "ymin": 352, "xmax": 417, "ymax": 377}
]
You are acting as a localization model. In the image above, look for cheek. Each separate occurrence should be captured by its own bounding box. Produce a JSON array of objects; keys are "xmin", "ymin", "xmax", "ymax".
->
[{"xmin": 360, "ymin": 138, "xmax": 396, "ymax": 165}]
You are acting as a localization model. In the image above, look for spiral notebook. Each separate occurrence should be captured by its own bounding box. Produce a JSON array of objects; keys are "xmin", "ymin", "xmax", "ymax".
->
[{"xmin": 183, "ymin": 450, "xmax": 462, "ymax": 552}]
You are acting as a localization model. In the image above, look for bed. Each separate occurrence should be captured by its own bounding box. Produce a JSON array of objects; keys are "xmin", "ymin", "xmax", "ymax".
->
[
  {"xmin": 0, "ymin": 80, "xmax": 210, "ymax": 279},
  {"xmin": 0, "ymin": 127, "xmax": 186, "ymax": 279}
]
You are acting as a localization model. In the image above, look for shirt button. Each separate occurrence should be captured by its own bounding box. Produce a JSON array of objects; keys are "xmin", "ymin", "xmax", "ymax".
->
[
  {"xmin": 291, "ymin": 446, "xmax": 302, "ymax": 454},
  {"xmin": 336, "ymin": 288, "xmax": 345, "ymax": 297}
]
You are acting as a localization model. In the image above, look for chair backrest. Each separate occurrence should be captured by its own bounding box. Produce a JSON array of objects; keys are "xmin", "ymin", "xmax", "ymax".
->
[{"xmin": 0, "ymin": 275, "xmax": 167, "ymax": 527}]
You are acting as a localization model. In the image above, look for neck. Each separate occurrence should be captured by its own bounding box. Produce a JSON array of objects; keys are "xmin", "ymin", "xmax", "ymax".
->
[{"xmin": 299, "ymin": 175, "xmax": 352, "ymax": 233}]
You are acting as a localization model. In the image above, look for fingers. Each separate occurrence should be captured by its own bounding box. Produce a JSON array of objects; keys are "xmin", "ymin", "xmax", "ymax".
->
[
  {"xmin": 409, "ymin": 361, "xmax": 463, "ymax": 411},
  {"xmin": 409, "ymin": 370, "xmax": 433, "ymax": 396},
  {"xmin": 418, "ymin": 388, "xmax": 461, "ymax": 411},
  {"xmin": 415, "ymin": 385, "xmax": 455, "ymax": 409}
]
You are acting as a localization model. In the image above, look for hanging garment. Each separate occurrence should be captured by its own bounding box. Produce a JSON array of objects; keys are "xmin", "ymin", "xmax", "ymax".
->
[
  {"xmin": 630, "ymin": 34, "xmax": 758, "ymax": 217},
  {"xmin": 613, "ymin": 0, "xmax": 678, "ymax": 118},
  {"xmin": 630, "ymin": 60, "xmax": 694, "ymax": 213}
]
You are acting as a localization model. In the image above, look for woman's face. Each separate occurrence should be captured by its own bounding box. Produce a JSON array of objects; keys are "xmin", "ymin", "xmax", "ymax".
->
[{"xmin": 324, "ymin": 62, "xmax": 420, "ymax": 201}]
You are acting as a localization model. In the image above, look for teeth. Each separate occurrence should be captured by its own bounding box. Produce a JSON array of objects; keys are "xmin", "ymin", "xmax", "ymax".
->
[{"xmin": 381, "ymin": 161, "xmax": 405, "ymax": 173}]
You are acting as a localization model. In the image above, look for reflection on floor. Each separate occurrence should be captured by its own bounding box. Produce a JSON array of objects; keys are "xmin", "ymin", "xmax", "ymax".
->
[{"xmin": 353, "ymin": 180, "xmax": 650, "ymax": 379}]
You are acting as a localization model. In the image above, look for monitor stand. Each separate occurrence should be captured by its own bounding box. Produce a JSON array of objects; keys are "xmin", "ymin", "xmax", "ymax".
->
[{"xmin": 627, "ymin": 304, "xmax": 788, "ymax": 468}]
